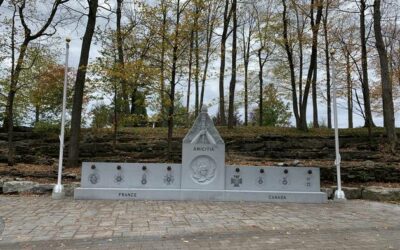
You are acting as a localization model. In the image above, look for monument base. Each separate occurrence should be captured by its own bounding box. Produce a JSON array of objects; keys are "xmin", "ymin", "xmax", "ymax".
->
[{"xmin": 74, "ymin": 188, "xmax": 327, "ymax": 203}]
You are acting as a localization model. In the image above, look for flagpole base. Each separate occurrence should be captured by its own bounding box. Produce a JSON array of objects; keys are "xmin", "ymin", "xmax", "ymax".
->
[
  {"xmin": 334, "ymin": 189, "xmax": 346, "ymax": 201},
  {"xmin": 52, "ymin": 184, "xmax": 65, "ymax": 199}
]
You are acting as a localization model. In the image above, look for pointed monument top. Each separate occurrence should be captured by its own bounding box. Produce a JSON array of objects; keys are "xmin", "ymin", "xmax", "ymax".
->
[{"xmin": 183, "ymin": 108, "xmax": 224, "ymax": 145}]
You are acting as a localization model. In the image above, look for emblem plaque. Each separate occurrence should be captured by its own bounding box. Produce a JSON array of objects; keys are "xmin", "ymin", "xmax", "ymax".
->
[{"xmin": 190, "ymin": 155, "xmax": 217, "ymax": 184}]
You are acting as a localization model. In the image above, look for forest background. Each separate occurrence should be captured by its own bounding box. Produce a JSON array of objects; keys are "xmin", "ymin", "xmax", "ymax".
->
[{"xmin": 0, "ymin": 0, "xmax": 399, "ymax": 167}]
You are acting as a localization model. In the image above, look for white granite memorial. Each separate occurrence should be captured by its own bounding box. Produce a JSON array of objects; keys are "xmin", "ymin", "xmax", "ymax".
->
[
  {"xmin": 181, "ymin": 108, "xmax": 225, "ymax": 190},
  {"xmin": 74, "ymin": 107, "xmax": 327, "ymax": 203}
]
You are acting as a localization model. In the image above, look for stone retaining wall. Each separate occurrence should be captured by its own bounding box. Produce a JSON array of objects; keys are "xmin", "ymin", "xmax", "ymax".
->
[
  {"xmin": 0, "ymin": 131, "xmax": 399, "ymax": 184},
  {"xmin": 0, "ymin": 132, "xmax": 395, "ymax": 163}
]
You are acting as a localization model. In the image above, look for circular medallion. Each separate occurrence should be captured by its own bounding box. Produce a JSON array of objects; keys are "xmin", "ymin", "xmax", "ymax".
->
[
  {"xmin": 114, "ymin": 174, "xmax": 124, "ymax": 184},
  {"xmin": 281, "ymin": 177, "xmax": 289, "ymax": 186},
  {"xmin": 88, "ymin": 173, "xmax": 100, "ymax": 185},
  {"xmin": 256, "ymin": 176, "xmax": 265, "ymax": 186},
  {"xmin": 141, "ymin": 174, "xmax": 147, "ymax": 185},
  {"xmin": 190, "ymin": 155, "xmax": 217, "ymax": 184},
  {"xmin": 163, "ymin": 173, "xmax": 174, "ymax": 185}
]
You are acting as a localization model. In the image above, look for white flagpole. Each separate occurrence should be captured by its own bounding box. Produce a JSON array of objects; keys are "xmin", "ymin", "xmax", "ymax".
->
[
  {"xmin": 331, "ymin": 51, "xmax": 346, "ymax": 201},
  {"xmin": 52, "ymin": 37, "xmax": 71, "ymax": 199}
]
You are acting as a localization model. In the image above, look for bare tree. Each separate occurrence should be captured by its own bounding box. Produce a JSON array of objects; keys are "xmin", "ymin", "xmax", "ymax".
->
[
  {"xmin": 227, "ymin": 0, "xmax": 237, "ymax": 129},
  {"xmin": 116, "ymin": 0, "xmax": 130, "ymax": 114},
  {"xmin": 239, "ymin": 3, "xmax": 255, "ymax": 126},
  {"xmin": 299, "ymin": 0, "xmax": 323, "ymax": 130},
  {"xmin": 186, "ymin": 28, "xmax": 194, "ymax": 126},
  {"xmin": 67, "ymin": 0, "xmax": 99, "ymax": 167},
  {"xmin": 218, "ymin": 0, "xmax": 232, "ymax": 125},
  {"xmin": 345, "ymin": 49, "xmax": 353, "ymax": 128},
  {"xmin": 200, "ymin": 1, "xmax": 220, "ymax": 110},
  {"xmin": 159, "ymin": 0, "xmax": 168, "ymax": 124},
  {"xmin": 282, "ymin": 0, "xmax": 323, "ymax": 131},
  {"xmin": 4, "ymin": 0, "xmax": 69, "ymax": 166},
  {"xmin": 282, "ymin": 0, "xmax": 300, "ymax": 128},
  {"xmin": 373, "ymin": 0, "xmax": 397, "ymax": 150},
  {"xmin": 322, "ymin": 0, "xmax": 332, "ymax": 128},
  {"xmin": 291, "ymin": 0, "xmax": 306, "ymax": 119},
  {"xmin": 193, "ymin": 1, "xmax": 201, "ymax": 116},
  {"xmin": 254, "ymin": 1, "xmax": 274, "ymax": 127},
  {"xmin": 359, "ymin": 0, "xmax": 375, "ymax": 128},
  {"xmin": 167, "ymin": 0, "xmax": 190, "ymax": 153}
]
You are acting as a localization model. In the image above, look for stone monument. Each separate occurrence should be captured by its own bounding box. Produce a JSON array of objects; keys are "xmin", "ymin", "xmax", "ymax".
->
[
  {"xmin": 74, "ymin": 107, "xmax": 327, "ymax": 203},
  {"xmin": 182, "ymin": 107, "xmax": 225, "ymax": 190}
]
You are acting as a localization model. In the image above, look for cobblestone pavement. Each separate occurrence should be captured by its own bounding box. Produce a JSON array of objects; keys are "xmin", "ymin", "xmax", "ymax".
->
[{"xmin": 0, "ymin": 196, "xmax": 399, "ymax": 249}]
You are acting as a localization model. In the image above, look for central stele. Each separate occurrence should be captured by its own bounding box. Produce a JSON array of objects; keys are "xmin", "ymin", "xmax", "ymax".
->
[{"xmin": 182, "ymin": 107, "xmax": 225, "ymax": 189}]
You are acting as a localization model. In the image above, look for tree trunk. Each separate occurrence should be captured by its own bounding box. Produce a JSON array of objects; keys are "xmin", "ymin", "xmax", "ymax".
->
[
  {"xmin": 116, "ymin": 0, "xmax": 129, "ymax": 114},
  {"xmin": 323, "ymin": 3, "xmax": 331, "ymax": 128},
  {"xmin": 130, "ymin": 88, "xmax": 136, "ymax": 114},
  {"xmin": 244, "ymin": 66, "xmax": 249, "ymax": 126},
  {"xmin": 312, "ymin": 62, "xmax": 319, "ymax": 128},
  {"xmin": 194, "ymin": 3, "xmax": 200, "ymax": 117},
  {"xmin": 67, "ymin": 0, "xmax": 98, "ymax": 167},
  {"xmin": 346, "ymin": 50, "xmax": 353, "ymax": 128},
  {"xmin": 242, "ymin": 13, "xmax": 251, "ymax": 127},
  {"xmin": 360, "ymin": 0, "xmax": 375, "ymax": 128},
  {"xmin": 160, "ymin": 1, "xmax": 167, "ymax": 124},
  {"xmin": 282, "ymin": 0, "xmax": 300, "ymax": 128},
  {"xmin": 299, "ymin": 0, "xmax": 323, "ymax": 131},
  {"xmin": 200, "ymin": 3, "xmax": 215, "ymax": 110},
  {"xmin": 187, "ymin": 29, "xmax": 194, "ymax": 127},
  {"xmin": 6, "ymin": 89, "xmax": 17, "ymax": 166},
  {"xmin": 167, "ymin": 0, "xmax": 181, "ymax": 154},
  {"xmin": 218, "ymin": 0, "xmax": 232, "ymax": 126},
  {"xmin": 258, "ymin": 49, "xmax": 264, "ymax": 127},
  {"xmin": 194, "ymin": 31, "xmax": 200, "ymax": 117},
  {"xmin": 5, "ymin": 7, "xmax": 17, "ymax": 165},
  {"xmin": 292, "ymin": 1, "xmax": 303, "ymax": 107},
  {"xmin": 227, "ymin": 0, "xmax": 237, "ymax": 129},
  {"xmin": 113, "ymin": 82, "xmax": 118, "ymax": 150},
  {"xmin": 373, "ymin": 0, "xmax": 397, "ymax": 149}
]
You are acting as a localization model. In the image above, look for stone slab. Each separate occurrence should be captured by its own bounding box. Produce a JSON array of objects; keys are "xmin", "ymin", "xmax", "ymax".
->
[
  {"xmin": 225, "ymin": 166, "xmax": 320, "ymax": 192},
  {"xmin": 80, "ymin": 162, "xmax": 181, "ymax": 189},
  {"xmin": 362, "ymin": 186, "xmax": 400, "ymax": 201},
  {"xmin": 74, "ymin": 188, "xmax": 327, "ymax": 203},
  {"xmin": 2, "ymin": 181, "xmax": 38, "ymax": 193}
]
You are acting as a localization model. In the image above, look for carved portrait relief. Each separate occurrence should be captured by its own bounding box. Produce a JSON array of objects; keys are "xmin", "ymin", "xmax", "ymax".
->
[{"xmin": 190, "ymin": 155, "xmax": 217, "ymax": 184}]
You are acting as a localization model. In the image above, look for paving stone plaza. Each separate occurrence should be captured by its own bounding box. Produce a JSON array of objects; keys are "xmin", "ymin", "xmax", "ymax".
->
[{"xmin": 0, "ymin": 196, "xmax": 399, "ymax": 249}]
